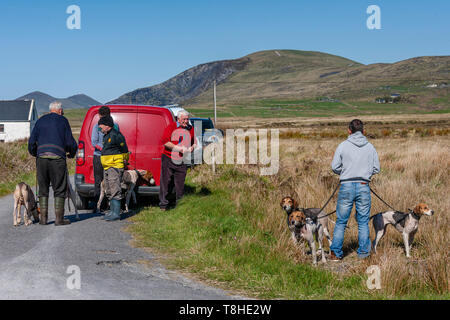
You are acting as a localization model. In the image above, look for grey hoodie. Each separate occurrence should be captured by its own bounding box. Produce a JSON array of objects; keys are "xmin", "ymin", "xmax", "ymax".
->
[{"xmin": 331, "ymin": 131, "xmax": 380, "ymax": 183}]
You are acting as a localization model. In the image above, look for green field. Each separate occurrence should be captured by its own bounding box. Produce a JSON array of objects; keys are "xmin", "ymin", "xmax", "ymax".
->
[{"xmin": 187, "ymin": 98, "xmax": 450, "ymax": 119}]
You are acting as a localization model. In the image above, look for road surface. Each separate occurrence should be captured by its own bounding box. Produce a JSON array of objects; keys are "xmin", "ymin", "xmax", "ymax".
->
[{"xmin": 0, "ymin": 179, "xmax": 241, "ymax": 300}]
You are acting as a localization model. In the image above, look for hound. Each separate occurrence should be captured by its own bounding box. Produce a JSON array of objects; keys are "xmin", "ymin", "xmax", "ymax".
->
[
  {"xmin": 13, "ymin": 182, "xmax": 40, "ymax": 226},
  {"xmin": 371, "ymin": 203, "xmax": 434, "ymax": 258},
  {"xmin": 280, "ymin": 196, "xmax": 333, "ymax": 265},
  {"xmin": 97, "ymin": 169, "xmax": 155, "ymax": 213}
]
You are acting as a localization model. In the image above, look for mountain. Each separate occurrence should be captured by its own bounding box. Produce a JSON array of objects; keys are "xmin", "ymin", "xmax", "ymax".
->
[
  {"xmin": 66, "ymin": 94, "xmax": 102, "ymax": 108},
  {"xmin": 107, "ymin": 50, "xmax": 450, "ymax": 108},
  {"xmin": 190, "ymin": 52, "xmax": 450, "ymax": 106},
  {"xmin": 17, "ymin": 91, "xmax": 102, "ymax": 114},
  {"xmin": 107, "ymin": 57, "xmax": 250, "ymax": 106}
]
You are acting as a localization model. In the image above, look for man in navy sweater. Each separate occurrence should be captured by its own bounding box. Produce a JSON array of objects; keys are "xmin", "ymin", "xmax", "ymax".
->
[{"xmin": 28, "ymin": 102, "xmax": 78, "ymax": 226}]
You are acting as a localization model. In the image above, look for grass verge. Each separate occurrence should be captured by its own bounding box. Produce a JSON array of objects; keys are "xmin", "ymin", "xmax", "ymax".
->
[
  {"xmin": 0, "ymin": 139, "xmax": 76, "ymax": 197},
  {"xmin": 128, "ymin": 161, "xmax": 448, "ymax": 299}
]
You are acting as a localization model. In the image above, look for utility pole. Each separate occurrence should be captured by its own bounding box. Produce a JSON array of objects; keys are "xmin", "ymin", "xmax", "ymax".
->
[{"xmin": 213, "ymin": 80, "xmax": 217, "ymax": 125}]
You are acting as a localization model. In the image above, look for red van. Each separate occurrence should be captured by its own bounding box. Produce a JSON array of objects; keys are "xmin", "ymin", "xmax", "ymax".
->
[{"xmin": 74, "ymin": 105, "xmax": 175, "ymax": 209}]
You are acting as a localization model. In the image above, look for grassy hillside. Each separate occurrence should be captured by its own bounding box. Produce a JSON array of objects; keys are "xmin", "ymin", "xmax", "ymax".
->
[
  {"xmin": 186, "ymin": 51, "xmax": 450, "ymax": 115},
  {"xmin": 189, "ymin": 50, "xmax": 361, "ymax": 103},
  {"xmin": 105, "ymin": 49, "xmax": 449, "ymax": 117}
]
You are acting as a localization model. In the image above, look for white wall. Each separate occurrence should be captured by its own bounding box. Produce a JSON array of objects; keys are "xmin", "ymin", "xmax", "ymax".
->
[{"xmin": 0, "ymin": 122, "xmax": 31, "ymax": 142}]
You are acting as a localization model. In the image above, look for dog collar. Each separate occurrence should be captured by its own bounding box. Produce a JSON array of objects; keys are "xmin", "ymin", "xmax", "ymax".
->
[{"xmin": 408, "ymin": 209, "xmax": 421, "ymax": 220}]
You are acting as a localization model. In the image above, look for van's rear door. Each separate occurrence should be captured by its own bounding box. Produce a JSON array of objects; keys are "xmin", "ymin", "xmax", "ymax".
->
[{"xmin": 135, "ymin": 106, "xmax": 173, "ymax": 186}]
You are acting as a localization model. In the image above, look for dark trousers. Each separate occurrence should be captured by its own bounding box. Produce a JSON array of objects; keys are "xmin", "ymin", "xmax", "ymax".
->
[
  {"xmin": 159, "ymin": 154, "xmax": 187, "ymax": 209},
  {"xmin": 37, "ymin": 157, "xmax": 67, "ymax": 198},
  {"xmin": 93, "ymin": 155, "xmax": 104, "ymax": 199}
]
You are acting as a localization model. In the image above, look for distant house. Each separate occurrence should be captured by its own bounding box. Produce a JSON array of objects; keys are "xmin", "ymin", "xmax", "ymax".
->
[
  {"xmin": 426, "ymin": 82, "xmax": 449, "ymax": 88},
  {"xmin": 0, "ymin": 100, "xmax": 38, "ymax": 143},
  {"xmin": 390, "ymin": 93, "xmax": 401, "ymax": 103},
  {"xmin": 375, "ymin": 93, "xmax": 400, "ymax": 104}
]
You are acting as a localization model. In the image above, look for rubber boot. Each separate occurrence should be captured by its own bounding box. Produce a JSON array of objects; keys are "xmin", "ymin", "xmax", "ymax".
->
[
  {"xmin": 104, "ymin": 199, "xmax": 121, "ymax": 221},
  {"xmin": 101, "ymin": 200, "xmax": 112, "ymax": 220},
  {"xmin": 54, "ymin": 197, "xmax": 71, "ymax": 226},
  {"xmin": 39, "ymin": 196, "xmax": 48, "ymax": 225}
]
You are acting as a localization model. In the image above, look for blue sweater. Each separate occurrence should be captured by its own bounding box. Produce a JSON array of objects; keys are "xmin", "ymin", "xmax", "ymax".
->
[{"xmin": 28, "ymin": 113, "xmax": 78, "ymax": 159}]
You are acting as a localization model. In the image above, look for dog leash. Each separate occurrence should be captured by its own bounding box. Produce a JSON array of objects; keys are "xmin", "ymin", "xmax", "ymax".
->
[
  {"xmin": 290, "ymin": 182, "xmax": 402, "ymax": 225},
  {"xmin": 316, "ymin": 183, "xmax": 340, "ymax": 217},
  {"xmin": 369, "ymin": 186, "xmax": 398, "ymax": 212},
  {"xmin": 314, "ymin": 209, "xmax": 337, "ymax": 219},
  {"xmin": 293, "ymin": 184, "xmax": 339, "ymax": 222}
]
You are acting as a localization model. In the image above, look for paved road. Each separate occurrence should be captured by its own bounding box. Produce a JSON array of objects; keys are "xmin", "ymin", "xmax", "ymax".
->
[{"xmin": 0, "ymin": 179, "xmax": 240, "ymax": 300}]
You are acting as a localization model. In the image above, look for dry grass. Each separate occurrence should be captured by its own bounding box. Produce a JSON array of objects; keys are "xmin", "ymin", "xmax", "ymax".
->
[
  {"xmin": 0, "ymin": 139, "xmax": 36, "ymax": 195},
  {"xmin": 0, "ymin": 139, "xmax": 76, "ymax": 196},
  {"xmin": 279, "ymin": 128, "xmax": 450, "ymax": 139},
  {"xmin": 189, "ymin": 135, "xmax": 449, "ymax": 297}
]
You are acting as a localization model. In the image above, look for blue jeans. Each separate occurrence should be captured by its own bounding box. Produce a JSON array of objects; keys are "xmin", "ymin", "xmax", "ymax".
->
[{"xmin": 330, "ymin": 182, "xmax": 372, "ymax": 258}]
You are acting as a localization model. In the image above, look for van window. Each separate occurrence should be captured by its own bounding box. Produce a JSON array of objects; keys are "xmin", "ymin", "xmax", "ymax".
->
[{"xmin": 191, "ymin": 119, "xmax": 214, "ymax": 134}]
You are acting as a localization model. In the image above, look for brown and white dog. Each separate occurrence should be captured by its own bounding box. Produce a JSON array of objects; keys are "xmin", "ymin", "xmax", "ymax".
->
[
  {"xmin": 280, "ymin": 196, "xmax": 333, "ymax": 265},
  {"xmin": 371, "ymin": 203, "xmax": 434, "ymax": 258},
  {"xmin": 97, "ymin": 169, "xmax": 155, "ymax": 213},
  {"xmin": 13, "ymin": 182, "xmax": 40, "ymax": 226}
]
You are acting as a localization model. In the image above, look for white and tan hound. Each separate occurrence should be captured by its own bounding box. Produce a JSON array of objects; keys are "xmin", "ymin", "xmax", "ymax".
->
[
  {"xmin": 371, "ymin": 203, "xmax": 434, "ymax": 258},
  {"xmin": 280, "ymin": 196, "xmax": 333, "ymax": 265}
]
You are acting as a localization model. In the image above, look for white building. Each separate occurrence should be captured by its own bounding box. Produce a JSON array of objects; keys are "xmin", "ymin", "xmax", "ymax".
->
[{"xmin": 0, "ymin": 100, "xmax": 38, "ymax": 143}]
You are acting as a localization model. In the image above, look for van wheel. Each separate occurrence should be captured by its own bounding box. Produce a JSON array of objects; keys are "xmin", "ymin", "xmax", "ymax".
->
[{"xmin": 75, "ymin": 191, "xmax": 89, "ymax": 210}]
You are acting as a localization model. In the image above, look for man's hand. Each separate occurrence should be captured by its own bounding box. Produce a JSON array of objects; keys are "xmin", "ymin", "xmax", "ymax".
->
[{"xmin": 177, "ymin": 146, "xmax": 188, "ymax": 154}]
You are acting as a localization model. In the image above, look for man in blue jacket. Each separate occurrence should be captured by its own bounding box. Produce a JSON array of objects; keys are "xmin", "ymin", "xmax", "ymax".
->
[
  {"xmin": 329, "ymin": 119, "xmax": 380, "ymax": 260},
  {"xmin": 91, "ymin": 106, "xmax": 119, "ymax": 209},
  {"xmin": 28, "ymin": 102, "xmax": 78, "ymax": 226}
]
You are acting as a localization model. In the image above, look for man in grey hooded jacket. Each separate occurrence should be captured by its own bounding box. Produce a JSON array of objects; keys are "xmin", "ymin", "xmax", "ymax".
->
[{"xmin": 329, "ymin": 119, "xmax": 380, "ymax": 260}]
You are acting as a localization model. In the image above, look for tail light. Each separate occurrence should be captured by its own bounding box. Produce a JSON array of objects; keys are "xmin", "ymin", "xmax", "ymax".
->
[{"xmin": 76, "ymin": 141, "xmax": 85, "ymax": 166}]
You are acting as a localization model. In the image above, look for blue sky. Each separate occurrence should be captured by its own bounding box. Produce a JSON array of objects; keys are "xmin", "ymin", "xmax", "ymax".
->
[{"xmin": 1, "ymin": 0, "xmax": 449, "ymax": 103}]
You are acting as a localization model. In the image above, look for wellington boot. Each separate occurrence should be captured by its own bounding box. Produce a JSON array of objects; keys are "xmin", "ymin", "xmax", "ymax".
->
[
  {"xmin": 54, "ymin": 197, "xmax": 71, "ymax": 226},
  {"xmin": 104, "ymin": 199, "xmax": 121, "ymax": 221},
  {"xmin": 39, "ymin": 197, "xmax": 49, "ymax": 225}
]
